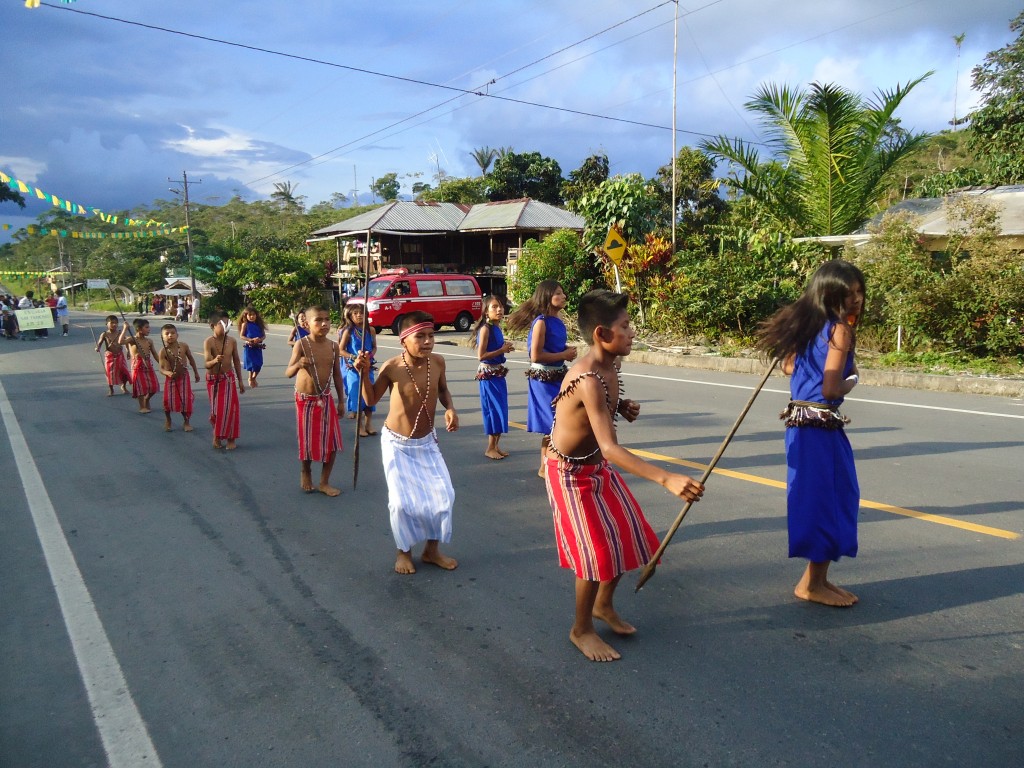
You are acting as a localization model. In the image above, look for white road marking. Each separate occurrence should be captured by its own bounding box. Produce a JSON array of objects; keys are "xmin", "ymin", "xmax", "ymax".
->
[{"xmin": 0, "ymin": 380, "xmax": 162, "ymax": 768}]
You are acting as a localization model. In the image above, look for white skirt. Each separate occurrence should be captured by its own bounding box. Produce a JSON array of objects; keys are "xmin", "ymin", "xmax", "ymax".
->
[{"xmin": 381, "ymin": 426, "xmax": 454, "ymax": 551}]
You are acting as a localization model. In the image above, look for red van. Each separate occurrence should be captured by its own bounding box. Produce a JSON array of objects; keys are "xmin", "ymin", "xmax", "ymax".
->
[{"xmin": 347, "ymin": 269, "xmax": 483, "ymax": 335}]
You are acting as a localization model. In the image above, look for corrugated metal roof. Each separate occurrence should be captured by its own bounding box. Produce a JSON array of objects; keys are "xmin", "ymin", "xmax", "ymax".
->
[
  {"xmin": 866, "ymin": 185, "xmax": 1024, "ymax": 236},
  {"xmin": 457, "ymin": 199, "xmax": 584, "ymax": 232},
  {"xmin": 310, "ymin": 201, "xmax": 466, "ymax": 237}
]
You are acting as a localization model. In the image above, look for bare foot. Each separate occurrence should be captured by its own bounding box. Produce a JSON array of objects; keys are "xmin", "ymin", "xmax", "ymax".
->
[
  {"xmin": 794, "ymin": 583, "xmax": 855, "ymax": 607},
  {"xmin": 121, "ymin": 384, "xmax": 129, "ymax": 393},
  {"xmin": 359, "ymin": 430, "xmax": 370, "ymax": 437},
  {"xmin": 484, "ymin": 449, "xmax": 505, "ymax": 460},
  {"xmin": 395, "ymin": 551, "xmax": 416, "ymax": 575},
  {"xmin": 164, "ymin": 420, "xmax": 172, "ymax": 432},
  {"xmin": 183, "ymin": 424, "xmax": 194, "ymax": 432},
  {"xmin": 498, "ymin": 448, "xmax": 510, "ymax": 457},
  {"xmin": 319, "ymin": 483, "xmax": 342, "ymax": 497},
  {"xmin": 347, "ymin": 412, "xmax": 356, "ymax": 419},
  {"xmin": 107, "ymin": 391, "xmax": 114, "ymax": 397},
  {"xmin": 139, "ymin": 407, "xmax": 151, "ymax": 414},
  {"xmin": 825, "ymin": 581, "xmax": 859, "ymax": 603},
  {"xmin": 592, "ymin": 607, "xmax": 637, "ymax": 636},
  {"xmin": 422, "ymin": 550, "xmax": 458, "ymax": 570},
  {"xmin": 570, "ymin": 629, "xmax": 621, "ymax": 662},
  {"xmin": 226, "ymin": 440, "xmax": 237, "ymax": 451},
  {"xmin": 212, "ymin": 439, "xmax": 224, "ymax": 449},
  {"xmin": 300, "ymin": 470, "xmax": 314, "ymax": 493},
  {"xmin": 538, "ymin": 467, "xmax": 546, "ymax": 478}
]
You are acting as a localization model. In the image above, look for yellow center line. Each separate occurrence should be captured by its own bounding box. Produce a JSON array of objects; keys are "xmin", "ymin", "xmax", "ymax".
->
[{"xmin": 510, "ymin": 421, "xmax": 1020, "ymax": 541}]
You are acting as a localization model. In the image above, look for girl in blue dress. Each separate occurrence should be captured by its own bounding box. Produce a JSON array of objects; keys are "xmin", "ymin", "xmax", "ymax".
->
[
  {"xmin": 473, "ymin": 295, "xmax": 515, "ymax": 460},
  {"xmin": 757, "ymin": 259, "xmax": 865, "ymax": 607},
  {"xmin": 506, "ymin": 280, "xmax": 578, "ymax": 476},
  {"xmin": 339, "ymin": 303, "xmax": 377, "ymax": 436},
  {"xmin": 237, "ymin": 306, "xmax": 267, "ymax": 388}
]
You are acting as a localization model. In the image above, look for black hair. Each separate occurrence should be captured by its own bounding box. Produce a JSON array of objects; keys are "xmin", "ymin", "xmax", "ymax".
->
[
  {"xmin": 470, "ymin": 294, "xmax": 506, "ymax": 339},
  {"xmin": 208, "ymin": 311, "xmax": 225, "ymax": 328},
  {"xmin": 400, "ymin": 311, "xmax": 434, "ymax": 332},
  {"xmin": 132, "ymin": 318, "xmax": 149, "ymax": 331},
  {"xmin": 756, "ymin": 259, "xmax": 866, "ymax": 362},
  {"xmin": 161, "ymin": 323, "xmax": 177, "ymax": 332},
  {"xmin": 105, "ymin": 314, "xmax": 118, "ymax": 323},
  {"xmin": 578, "ymin": 290, "xmax": 629, "ymax": 340},
  {"xmin": 505, "ymin": 280, "xmax": 562, "ymax": 333}
]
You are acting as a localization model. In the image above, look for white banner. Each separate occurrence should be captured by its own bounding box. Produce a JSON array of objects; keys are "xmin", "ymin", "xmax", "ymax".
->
[
  {"xmin": 15, "ymin": 308, "xmax": 55, "ymax": 331},
  {"xmin": 86, "ymin": 279, "xmax": 110, "ymax": 289}
]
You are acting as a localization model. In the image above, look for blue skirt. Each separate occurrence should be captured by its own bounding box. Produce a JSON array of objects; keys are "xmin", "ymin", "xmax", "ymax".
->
[
  {"xmin": 526, "ymin": 378, "xmax": 560, "ymax": 434},
  {"xmin": 242, "ymin": 345, "xmax": 263, "ymax": 373},
  {"xmin": 479, "ymin": 377, "xmax": 508, "ymax": 435},
  {"xmin": 342, "ymin": 365, "xmax": 375, "ymax": 413},
  {"xmin": 785, "ymin": 426, "xmax": 859, "ymax": 562}
]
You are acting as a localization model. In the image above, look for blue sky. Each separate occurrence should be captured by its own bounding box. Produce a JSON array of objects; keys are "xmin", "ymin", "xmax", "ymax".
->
[{"xmin": 1, "ymin": 0, "xmax": 1020, "ymax": 243}]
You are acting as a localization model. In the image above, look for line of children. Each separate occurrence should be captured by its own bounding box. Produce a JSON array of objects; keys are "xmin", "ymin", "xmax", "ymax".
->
[
  {"xmin": 157, "ymin": 323, "xmax": 201, "ymax": 433},
  {"xmin": 238, "ymin": 305, "xmax": 267, "ymax": 388},
  {"xmin": 355, "ymin": 311, "xmax": 459, "ymax": 575},
  {"xmin": 505, "ymin": 280, "xmax": 578, "ymax": 476},
  {"xmin": 544, "ymin": 290, "xmax": 705, "ymax": 662},
  {"xmin": 120, "ymin": 318, "xmax": 161, "ymax": 414},
  {"xmin": 338, "ymin": 303, "xmax": 377, "ymax": 437},
  {"xmin": 203, "ymin": 312, "xmax": 245, "ymax": 450},
  {"xmin": 95, "ymin": 315, "xmax": 130, "ymax": 396},
  {"xmin": 285, "ymin": 306, "xmax": 345, "ymax": 496},
  {"xmin": 472, "ymin": 295, "xmax": 514, "ymax": 460}
]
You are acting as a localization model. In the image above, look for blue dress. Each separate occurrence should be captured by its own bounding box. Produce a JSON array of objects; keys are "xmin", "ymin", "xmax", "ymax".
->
[
  {"xmin": 241, "ymin": 321, "xmax": 264, "ymax": 373},
  {"xmin": 477, "ymin": 323, "xmax": 508, "ymax": 435},
  {"xmin": 341, "ymin": 326, "xmax": 375, "ymax": 414},
  {"xmin": 785, "ymin": 321, "xmax": 859, "ymax": 562},
  {"xmin": 526, "ymin": 315, "xmax": 568, "ymax": 435}
]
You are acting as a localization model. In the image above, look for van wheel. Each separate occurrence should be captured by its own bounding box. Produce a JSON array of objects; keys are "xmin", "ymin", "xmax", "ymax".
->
[
  {"xmin": 391, "ymin": 316, "xmax": 404, "ymax": 336},
  {"xmin": 373, "ymin": 326, "xmax": 382, "ymax": 334},
  {"xmin": 454, "ymin": 312, "xmax": 473, "ymax": 333},
  {"xmin": 433, "ymin": 324, "xmax": 442, "ymax": 331}
]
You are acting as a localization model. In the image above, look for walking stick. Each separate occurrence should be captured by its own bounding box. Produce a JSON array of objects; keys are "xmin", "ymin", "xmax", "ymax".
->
[
  {"xmin": 352, "ymin": 254, "xmax": 372, "ymax": 490},
  {"xmin": 635, "ymin": 357, "xmax": 780, "ymax": 592}
]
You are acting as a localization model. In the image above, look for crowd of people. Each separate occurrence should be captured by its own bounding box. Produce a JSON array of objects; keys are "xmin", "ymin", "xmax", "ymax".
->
[
  {"xmin": 1, "ymin": 288, "xmax": 69, "ymax": 339},
  {"xmin": 77, "ymin": 258, "xmax": 866, "ymax": 662}
]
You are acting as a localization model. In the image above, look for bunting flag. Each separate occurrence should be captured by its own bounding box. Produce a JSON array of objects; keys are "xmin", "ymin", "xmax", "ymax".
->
[
  {"xmin": 0, "ymin": 270, "xmax": 69, "ymax": 278},
  {"xmin": 2, "ymin": 224, "xmax": 188, "ymax": 239},
  {"xmin": 1, "ymin": 169, "xmax": 172, "ymax": 228},
  {"xmin": 25, "ymin": 1, "xmax": 78, "ymax": 8}
]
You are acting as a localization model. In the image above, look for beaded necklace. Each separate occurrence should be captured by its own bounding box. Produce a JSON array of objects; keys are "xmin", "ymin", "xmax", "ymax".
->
[
  {"xmin": 401, "ymin": 351, "xmax": 433, "ymax": 437},
  {"xmin": 301, "ymin": 337, "xmax": 336, "ymax": 397},
  {"xmin": 547, "ymin": 369, "xmax": 625, "ymax": 463},
  {"xmin": 164, "ymin": 341, "xmax": 181, "ymax": 375}
]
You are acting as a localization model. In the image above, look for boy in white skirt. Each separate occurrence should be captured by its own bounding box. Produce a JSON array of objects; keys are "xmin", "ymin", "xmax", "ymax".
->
[{"xmin": 354, "ymin": 310, "xmax": 460, "ymax": 574}]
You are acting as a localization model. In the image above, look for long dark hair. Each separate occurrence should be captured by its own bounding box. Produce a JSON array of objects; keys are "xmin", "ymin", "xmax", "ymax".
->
[
  {"xmin": 470, "ymin": 294, "xmax": 506, "ymax": 340},
  {"xmin": 505, "ymin": 280, "xmax": 562, "ymax": 333},
  {"xmin": 756, "ymin": 259, "xmax": 866, "ymax": 362},
  {"xmin": 236, "ymin": 305, "xmax": 267, "ymax": 334}
]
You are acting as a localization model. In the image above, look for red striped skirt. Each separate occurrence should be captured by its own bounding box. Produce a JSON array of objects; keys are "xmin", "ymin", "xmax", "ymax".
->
[
  {"xmin": 206, "ymin": 372, "xmax": 240, "ymax": 440},
  {"xmin": 295, "ymin": 392, "xmax": 343, "ymax": 462},
  {"xmin": 130, "ymin": 356, "xmax": 160, "ymax": 398},
  {"xmin": 545, "ymin": 458, "xmax": 659, "ymax": 581},
  {"xmin": 104, "ymin": 350, "xmax": 130, "ymax": 386},
  {"xmin": 163, "ymin": 375, "xmax": 194, "ymax": 417}
]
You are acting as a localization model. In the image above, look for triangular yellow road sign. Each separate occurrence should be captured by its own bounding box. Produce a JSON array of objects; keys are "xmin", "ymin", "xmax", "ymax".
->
[{"xmin": 603, "ymin": 225, "xmax": 629, "ymax": 266}]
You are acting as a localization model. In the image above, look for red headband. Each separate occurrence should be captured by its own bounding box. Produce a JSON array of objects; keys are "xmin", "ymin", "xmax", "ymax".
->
[{"xmin": 399, "ymin": 321, "xmax": 434, "ymax": 341}]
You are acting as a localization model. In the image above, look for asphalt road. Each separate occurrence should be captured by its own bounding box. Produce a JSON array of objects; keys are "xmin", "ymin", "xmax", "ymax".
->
[{"xmin": 2, "ymin": 312, "xmax": 1023, "ymax": 768}]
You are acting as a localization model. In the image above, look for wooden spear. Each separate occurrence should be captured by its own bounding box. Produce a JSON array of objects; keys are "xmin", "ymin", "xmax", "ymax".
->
[
  {"xmin": 352, "ymin": 244, "xmax": 372, "ymax": 489},
  {"xmin": 635, "ymin": 357, "xmax": 780, "ymax": 592}
]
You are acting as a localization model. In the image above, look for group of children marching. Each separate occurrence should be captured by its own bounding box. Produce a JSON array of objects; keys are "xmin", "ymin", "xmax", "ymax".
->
[{"xmin": 89, "ymin": 259, "xmax": 866, "ymax": 662}]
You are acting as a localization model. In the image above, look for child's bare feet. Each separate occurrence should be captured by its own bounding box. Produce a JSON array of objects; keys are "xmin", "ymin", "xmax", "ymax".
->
[
  {"xmin": 498, "ymin": 448, "xmax": 510, "ymax": 457},
  {"xmin": 592, "ymin": 607, "xmax": 637, "ymax": 635},
  {"xmin": 164, "ymin": 417, "xmax": 172, "ymax": 432},
  {"xmin": 319, "ymin": 483, "xmax": 342, "ymax": 497},
  {"xmin": 395, "ymin": 551, "xmax": 416, "ymax": 574},
  {"xmin": 121, "ymin": 384, "xmax": 129, "ymax": 394},
  {"xmin": 825, "ymin": 581, "xmax": 859, "ymax": 603},
  {"xmin": 183, "ymin": 423, "xmax": 194, "ymax": 432},
  {"xmin": 570, "ymin": 629, "xmax": 621, "ymax": 662},
  {"xmin": 794, "ymin": 582, "xmax": 855, "ymax": 607},
  {"xmin": 107, "ymin": 390, "xmax": 114, "ymax": 397},
  {"xmin": 212, "ymin": 439, "xmax": 224, "ymax": 449},
  {"xmin": 300, "ymin": 469, "xmax": 314, "ymax": 493},
  {"xmin": 139, "ymin": 407, "xmax": 151, "ymax": 414},
  {"xmin": 484, "ymin": 448, "xmax": 505, "ymax": 460},
  {"xmin": 421, "ymin": 550, "xmax": 458, "ymax": 570},
  {"xmin": 226, "ymin": 440, "xmax": 237, "ymax": 451}
]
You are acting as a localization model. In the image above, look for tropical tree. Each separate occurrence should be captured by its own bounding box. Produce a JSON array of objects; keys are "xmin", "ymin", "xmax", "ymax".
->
[
  {"xmin": 416, "ymin": 176, "xmax": 488, "ymax": 204},
  {"xmin": 561, "ymin": 153, "xmax": 609, "ymax": 211},
  {"xmin": 469, "ymin": 146, "xmax": 498, "ymax": 176},
  {"xmin": 486, "ymin": 150, "xmax": 564, "ymax": 204},
  {"xmin": 967, "ymin": 11, "xmax": 1024, "ymax": 183},
  {"xmin": 1, "ymin": 186, "xmax": 26, "ymax": 208},
  {"xmin": 571, "ymin": 173, "xmax": 662, "ymax": 253},
  {"xmin": 701, "ymin": 77, "xmax": 932, "ymax": 236},
  {"xmin": 270, "ymin": 181, "xmax": 305, "ymax": 213},
  {"xmin": 370, "ymin": 172, "xmax": 401, "ymax": 202},
  {"xmin": 653, "ymin": 147, "xmax": 726, "ymax": 244}
]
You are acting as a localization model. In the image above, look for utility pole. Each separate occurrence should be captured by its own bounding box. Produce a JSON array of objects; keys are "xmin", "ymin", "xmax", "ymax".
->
[{"xmin": 168, "ymin": 171, "xmax": 201, "ymax": 303}]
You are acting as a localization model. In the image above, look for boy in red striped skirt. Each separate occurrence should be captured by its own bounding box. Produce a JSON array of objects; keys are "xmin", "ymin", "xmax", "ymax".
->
[
  {"xmin": 95, "ymin": 315, "xmax": 130, "ymax": 395},
  {"xmin": 203, "ymin": 312, "xmax": 245, "ymax": 450},
  {"xmin": 545, "ymin": 290, "xmax": 705, "ymax": 662},
  {"xmin": 285, "ymin": 306, "xmax": 345, "ymax": 496},
  {"xmin": 157, "ymin": 323, "xmax": 200, "ymax": 432}
]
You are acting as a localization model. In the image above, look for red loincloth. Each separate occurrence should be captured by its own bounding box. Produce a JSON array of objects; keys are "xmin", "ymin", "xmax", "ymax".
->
[
  {"xmin": 545, "ymin": 458, "xmax": 660, "ymax": 581},
  {"xmin": 206, "ymin": 371, "xmax": 240, "ymax": 440},
  {"xmin": 104, "ymin": 350, "xmax": 130, "ymax": 386},
  {"xmin": 130, "ymin": 355, "xmax": 160, "ymax": 398},
  {"xmin": 163, "ymin": 375, "xmax": 194, "ymax": 417},
  {"xmin": 295, "ymin": 392, "xmax": 343, "ymax": 462}
]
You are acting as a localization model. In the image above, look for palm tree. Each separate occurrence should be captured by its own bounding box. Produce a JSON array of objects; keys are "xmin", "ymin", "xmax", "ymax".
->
[
  {"xmin": 469, "ymin": 146, "xmax": 498, "ymax": 176},
  {"xmin": 952, "ymin": 33, "xmax": 966, "ymax": 128},
  {"xmin": 701, "ymin": 76, "xmax": 932, "ymax": 236},
  {"xmin": 270, "ymin": 181, "xmax": 304, "ymax": 213}
]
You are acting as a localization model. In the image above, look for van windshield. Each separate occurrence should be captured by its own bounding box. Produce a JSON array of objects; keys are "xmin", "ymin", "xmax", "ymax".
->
[{"xmin": 366, "ymin": 278, "xmax": 392, "ymax": 299}]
